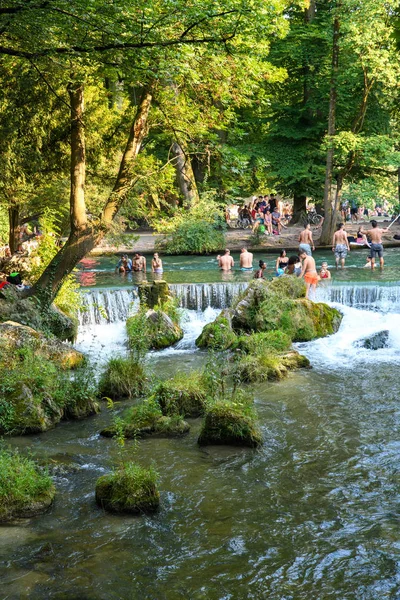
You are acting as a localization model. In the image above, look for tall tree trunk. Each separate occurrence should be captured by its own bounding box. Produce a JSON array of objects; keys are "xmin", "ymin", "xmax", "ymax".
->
[
  {"xmin": 8, "ymin": 203, "xmax": 20, "ymax": 253},
  {"xmin": 290, "ymin": 0, "xmax": 315, "ymax": 226},
  {"xmin": 320, "ymin": 10, "xmax": 340, "ymax": 246},
  {"xmin": 68, "ymin": 81, "xmax": 87, "ymax": 232},
  {"xmin": 25, "ymin": 83, "xmax": 154, "ymax": 306},
  {"xmin": 171, "ymin": 142, "xmax": 199, "ymax": 205},
  {"xmin": 291, "ymin": 194, "xmax": 307, "ymax": 224}
]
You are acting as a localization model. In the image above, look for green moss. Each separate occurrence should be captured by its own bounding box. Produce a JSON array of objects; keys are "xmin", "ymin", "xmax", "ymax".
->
[
  {"xmin": 0, "ymin": 447, "xmax": 55, "ymax": 522},
  {"xmin": 234, "ymin": 354, "xmax": 287, "ymax": 383},
  {"xmin": 195, "ymin": 315, "xmax": 237, "ymax": 350},
  {"xmin": 99, "ymin": 357, "xmax": 147, "ymax": 400},
  {"xmin": 95, "ymin": 462, "xmax": 159, "ymax": 514},
  {"xmin": 100, "ymin": 399, "xmax": 189, "ymax": 438},
  {"xmin": 269, "ymin": 276, "xmax": 306, "ymax": 299},
  {"xmin": 152, "ymin": 371, "xmax": 209, "ymax": 417},
  {"xmin": 233, "ymin": 331, "xmax": 292, "ymax": 355},
  {"xmin": 127, "ymin": 303, "xmax": 183, "ymax": 352},
  {"xmin": 198, "ymin": 399, "xmax": 263, "ymax": 448}
]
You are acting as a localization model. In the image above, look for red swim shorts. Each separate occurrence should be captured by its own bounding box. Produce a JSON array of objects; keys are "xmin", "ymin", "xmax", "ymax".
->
[{"xmin": 304, "ymin": 272, "xmax": 319, "ymax": 285}]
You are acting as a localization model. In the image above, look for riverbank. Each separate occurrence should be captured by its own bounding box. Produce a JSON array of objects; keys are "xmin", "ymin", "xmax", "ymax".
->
[{"xmin": 91, "ymin": 220, "xmax": 400, "ymax": 256}]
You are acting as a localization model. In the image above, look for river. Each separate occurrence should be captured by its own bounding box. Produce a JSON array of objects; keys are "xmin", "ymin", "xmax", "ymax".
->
[{"xmin": 2, "ymin": 251, "xmax": 400, "ymax": 599}]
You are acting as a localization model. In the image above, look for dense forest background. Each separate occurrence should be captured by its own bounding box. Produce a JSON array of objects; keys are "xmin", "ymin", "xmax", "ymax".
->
[{"xmin": 1, "ymin": 0, "xmax": 400, "ymax": 300}]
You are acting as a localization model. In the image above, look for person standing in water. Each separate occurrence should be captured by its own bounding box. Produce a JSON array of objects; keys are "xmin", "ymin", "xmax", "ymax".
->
[
  {"xmin": 299, "ymin": 250, "xmax": 319, "ymax": 299},
  {"xmin": 217, "ymin": 248, "xmax": 235, "ymax": 271},
  {"xmin": 151, "ymin": 252, "xmax": 163, "ymax": 274},
  {"xmin": 360, "ymin": 220, "xmax": 388, "ymax": 269},
  {"xmin": 132, "ymin": 252, "xmax": 146, "ymax": 272},
  {"xmin": 332, "ymin": 223, "xmax": 350, "ymax": 269},
  {"xmin": 240, "ymin": 247, "xmax": 254, "ymax": 270},
  {"xmin": 254, "ymin": 260, "xmax": 266, "ymax": 279},
  {"xmin": 275, "ymin": 250, "xmax": 289, "ymax": 276},
  {"xmin": 298, "ymin": 223, "xmax": 315, "ymax": 256}
]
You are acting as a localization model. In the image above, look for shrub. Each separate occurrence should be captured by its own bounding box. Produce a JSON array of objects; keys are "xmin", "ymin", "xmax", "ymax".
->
[
  {"xmin": 198, "ymin": 397, "xmax": 263, "ymax": 448},
  {"xmin": 0, "ymin": 447, "xmax": 55, "ymax": 522},
  {"xmin": 99, "ymin": 357, "xmax": 147, "ymax": 400},
  {"xmin": 95, "ymin": 462, "xmax": 159, "ymax": 514},
  {"xmin": 126, "ymin": 309, "xmax": 151, "ymax": 361}
]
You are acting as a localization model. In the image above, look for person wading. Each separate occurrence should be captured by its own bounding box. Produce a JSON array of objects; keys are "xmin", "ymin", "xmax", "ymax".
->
[
  {"xmin": 332, "ymin": 223, "xmax": 350, "ymax": 269},
  {"xmin": 360, "ymin": 220, "xmax": 388, "ymax": 269},
  {"xmin": 239, "ymin": 247, "xmax": 254, "ymax": 271},
  {"xmin": 217, "ymin": 249, "xmax": 235, "ymax": 271},
  {"xmin": 298, "ymin": 223, "xmax": 315, "ymax": 256},
  {"xmin": 299, "ymin": 250, "xmax": 319, "ymax": 299}
]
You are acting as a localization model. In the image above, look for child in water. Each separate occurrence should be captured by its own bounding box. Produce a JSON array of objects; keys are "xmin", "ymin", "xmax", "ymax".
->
[{"xmin": 319, "ymin": 261, "xmax": 331, "ymax": 279}]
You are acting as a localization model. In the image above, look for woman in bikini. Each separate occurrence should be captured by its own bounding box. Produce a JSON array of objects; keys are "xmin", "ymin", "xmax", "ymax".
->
[
  {"xmin": 275, "ymin": 250, "xmax": 289, "ymax": 277},
  {"xmin": 319, "ymin": 261, "xmax": 331, "ymax": 280}
]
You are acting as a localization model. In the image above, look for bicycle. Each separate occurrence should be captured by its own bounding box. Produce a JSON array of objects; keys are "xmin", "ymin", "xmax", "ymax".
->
[{"xmin": 302, "ymin": 210, "xmax": 324, "ymax": 226}]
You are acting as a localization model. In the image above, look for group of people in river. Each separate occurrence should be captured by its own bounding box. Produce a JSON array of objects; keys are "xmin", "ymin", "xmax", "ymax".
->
[{"xmin": 115, "ymin": 252, "xmax": 163, "ymax": 274}]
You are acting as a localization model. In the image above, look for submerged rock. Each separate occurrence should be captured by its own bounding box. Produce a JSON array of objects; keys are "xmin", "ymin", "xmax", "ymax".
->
[
  {"xmin": 357, "ymin": 330, "xmax": 389, "ymax": 350},
  {"xmin": 95, "ymin": 463, "xmax": 159, "ymax": 515}
]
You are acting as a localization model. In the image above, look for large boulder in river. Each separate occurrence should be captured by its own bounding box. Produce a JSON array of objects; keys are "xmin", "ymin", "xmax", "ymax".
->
[
  {"xmin": 198, "ymin": 400, "xmax": 263, "ymax": 448},
  {"xmin": 197, "ymin": 279, "xmax": 342, "ymax": 348},
  {"xmin": 0, "ymin": 321, "xmax": 84, "ymax": 369},
  {"xmin": 145, "ymin": 309, "xmax": 183, "ymax": 349}
]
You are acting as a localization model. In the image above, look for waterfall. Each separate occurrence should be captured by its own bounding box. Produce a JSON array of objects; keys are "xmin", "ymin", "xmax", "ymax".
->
[
  {"xmin": 78, "ymin": 288, "xmax": 139, "ymax": 326},
  {"xmin": 316, "ymin": 283, "xmax": 400, "ymax": 312},
  {"xmin": 78, "ymin": 282, "xmax": 246, "ymax": 325},
  {"xmin": 169, "ymin": 282, "xmax": 247, "ymax": 311}
]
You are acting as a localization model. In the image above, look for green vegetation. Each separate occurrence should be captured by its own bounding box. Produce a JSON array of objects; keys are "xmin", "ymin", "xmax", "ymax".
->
[
  {"xmin": 127, "ymin": 296, "xmax": 183, "ymax": 352},
  {"xmin": 95, "ymin": 462, "xmax": 159, "ymax": 515},
  {"xmin": 151, "ymin": 371, "xmax": 209, "ymax": 418},
  {"xmin": 198, "ymin": 395, "xmax": 263, "ymax": 448},
  {"xmin": 0, "ymin": 447, "xmax": 55, "ymax": 522},
  {"xmin": 99, "ymin": 357, "xmax": 147, "ymax": 400},
  {"xmin": 0, "ymin": 341, "xmax": 99, "ymax": 435},
  {"xmin": 233, "ymin": 331, "xmax": 292, "ymax": 355},
  {"xmin": 100, "ymin": 399, "xmax": 189, "ymax": 439},
  {"xmin": 196, "ymin": 313, "xmax": 237, "ymax": 351}
]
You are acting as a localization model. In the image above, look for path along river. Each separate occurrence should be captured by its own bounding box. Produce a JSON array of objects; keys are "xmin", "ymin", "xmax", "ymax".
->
[{"xmin": 2, "ymin": 249, "xmax": 400, "ymax": 599}]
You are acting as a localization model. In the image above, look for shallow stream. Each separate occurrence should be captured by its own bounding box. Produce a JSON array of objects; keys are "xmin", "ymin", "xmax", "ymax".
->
[{"xmin": 2, "ymin": 254, "xmax": 400, "ymax": 599}]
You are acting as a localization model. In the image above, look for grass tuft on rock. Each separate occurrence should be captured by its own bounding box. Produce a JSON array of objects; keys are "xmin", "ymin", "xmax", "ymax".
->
[
  {"xmin": 198, "ymin": 396, "xmax": 263, "ymax": 448},
  {"xmin": 0, "ymin": 447, "xmax": 55, "ymax": 522},
  {"xmin": 99, "ymin": 357, "xmax": 147, "ymax": 400},
  {"xmin": 151, "ymin": 371, "xmax": 209, "ymax": 417},
  {"xmin": 195, "ymin": 313, "xmax": 237, "ymax": 350},
  {"xmin": 95, "ymin": 462, "xmax": 159, "ymax": 514},
  {"xmin": 100, "ymin": 399, "xmax": 189, "ymax": 438},
  {"xmin": 233, "ymin": 331, "xmax": 292, "ymax": 355}
]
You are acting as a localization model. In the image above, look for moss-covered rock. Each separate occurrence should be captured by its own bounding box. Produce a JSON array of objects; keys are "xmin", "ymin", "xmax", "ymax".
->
[
  {"xmin": 201, "ymin": 278, "xmax": 342, "ymax": 345},
  {"xmin": 198, "ymin": 400, "xmax": 263, "ymax": 448},
  {"xmin": 0, "ymin": 285, "xmax": 76, "ymax": 341},
  {"xmin": 144, "ymin": 309, "xmax": 183, "ymax": 349},
  {"xmin": 195, "ymin": 310, "xmax": 237, "ymax": 350},
  {"xmin": 152, "ymin": 371, "xmax": 209, "ymax": 418},
  {"xmin": 234, "ymin": 350, "xmax": 310, "ymax": 383},
  {"xmin": 99, "ymin": 357, "xmax": 147, "ymax": 400},
  {"xmin": 0, "ymin": 321, "xmax": 84, "ymax": 369},
  {"xmin": 95, "ymin": 462, "xmax": 159, "ymax": 514},
  {"xmin": 100, "ymin": 400, "xmax": 189, "ymax": 438},
  {"xmin": 138, "ymin": 280, "xmax": 171, "ymax": 308},
  {"xmin": 0, "ymin": 448, "xmax": 55, "ymax": 522},
  {"xmin": 233, "ymin": 331, "xmax": 292, "ymax": 355}
]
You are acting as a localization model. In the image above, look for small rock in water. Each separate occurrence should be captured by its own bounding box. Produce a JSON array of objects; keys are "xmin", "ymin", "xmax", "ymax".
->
[{"xmin": 356, "ymin": 330, "xmax": 389, "ymax": 350}]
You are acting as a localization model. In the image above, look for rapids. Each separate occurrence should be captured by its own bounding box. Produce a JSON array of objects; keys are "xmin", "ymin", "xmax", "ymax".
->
[{"xmin": 2, "ymin": 269, "xmax": 400, "ymax": 599}]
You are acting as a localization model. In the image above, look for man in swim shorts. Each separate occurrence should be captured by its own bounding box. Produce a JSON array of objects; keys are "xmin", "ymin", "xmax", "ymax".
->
[
  {"xmin": 360, "ymin": 220, "xmax": 388, "ymax": 269},
  {"xmin": 239, "ymin": 247, "xmax": 254, "ymax": 270},
  {"xmin": 298, "ymin": 223, "xmax": 315, "ymax": 256},
  {"xmin": 332, "ymin": 223, "xmax": 350, "ymax": 269},
  {"xmin": 299, "ymin": 250, "xmax": 318, "ymax": 299}
]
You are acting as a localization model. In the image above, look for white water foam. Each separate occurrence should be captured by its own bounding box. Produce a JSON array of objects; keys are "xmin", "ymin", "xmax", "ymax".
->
[{"xmin": 297, "ymin": 304, "xmax": 400, "ymax": 370}]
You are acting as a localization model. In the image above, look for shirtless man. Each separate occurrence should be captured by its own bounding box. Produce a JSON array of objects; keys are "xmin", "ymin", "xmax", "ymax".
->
[
  {"xmin": 299, "ymin": 250, "xmax": 318, "ymax": 299},
  {"xmin": 360, "ymin": 220, "xmax": 388, "ymax": 269},
  {"xmin": 239, "ymin": 247, "xmax": 254, "ymax": 270},
  {"xmin": 132, "ymin": 252, "xmax": 146, "ymax": 272},
  {"xmin": 217, "ymin": 248, "xmax": 234, "ymax": 271},
  {"xmin": 298, "ymin": 223, "xmax": 315, "ymax": 256},
  {"xmin": 332, "ymin": 223, "xmax": 350, "ymax": 269}
]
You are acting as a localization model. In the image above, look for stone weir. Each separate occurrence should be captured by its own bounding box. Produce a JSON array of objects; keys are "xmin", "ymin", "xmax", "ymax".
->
[
  {"xmin": 316, "ymin": 282, "xmax": 400, "ymax": 312},
  {"xmin": 78, "ymin": 282, "xmax": 248, "ymax": 326}
]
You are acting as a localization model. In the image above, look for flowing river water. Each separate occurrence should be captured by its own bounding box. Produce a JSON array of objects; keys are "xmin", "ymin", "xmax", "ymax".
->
[{"xmin": 2, "ymin": 250, "xmax": 400, "ymax": 599}]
